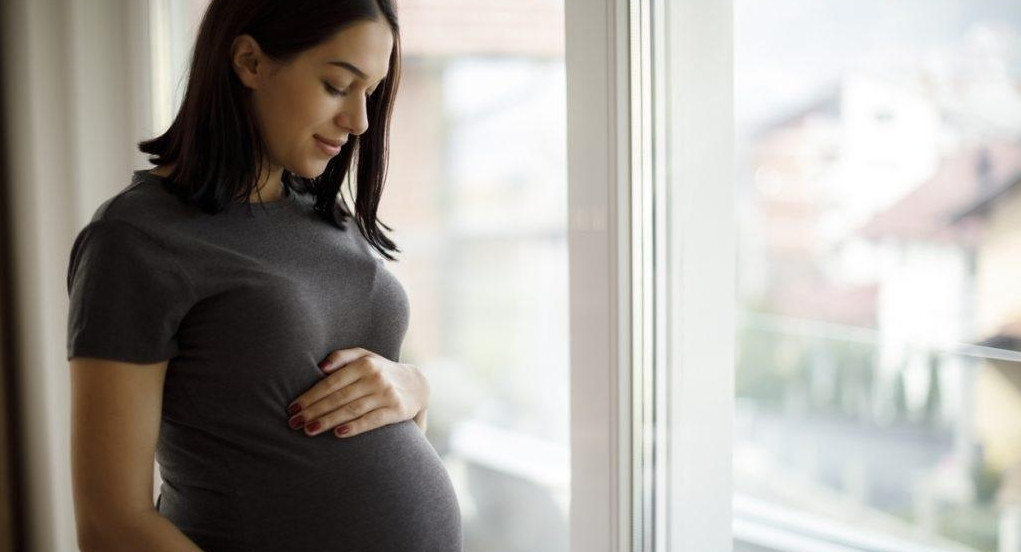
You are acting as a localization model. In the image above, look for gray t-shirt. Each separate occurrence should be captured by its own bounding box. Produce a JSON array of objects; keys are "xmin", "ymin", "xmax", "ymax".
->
[{"xmin": 66, "ymin": 170, "xmax": 462, "ymax": 551}]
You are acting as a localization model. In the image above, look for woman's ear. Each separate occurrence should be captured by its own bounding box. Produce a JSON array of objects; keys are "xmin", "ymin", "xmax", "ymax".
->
[{"xmin": 230, "ymin": 34, "xmax": 264, "ymax": 90}]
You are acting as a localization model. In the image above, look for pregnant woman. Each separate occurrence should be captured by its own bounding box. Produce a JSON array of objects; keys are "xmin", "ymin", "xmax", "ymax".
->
[{"xmin": 66, "ymin": 1, "xmax": 462, "ymax": 550}]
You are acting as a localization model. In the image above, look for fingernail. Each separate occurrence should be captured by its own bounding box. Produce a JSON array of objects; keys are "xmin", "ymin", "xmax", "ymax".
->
[
  {"xmin": 317, "ymin": 360, "xmax": 330, "ymax": 371},
  {"xmin": 287, "ymin": 403, "xmax": 302, "ymax": 415},
  {"xmin": 336, "ymin": 425, "xmax": 350, "ymax": 436},
  {"xmin": 289, "ymin": 415, "xmax": 305, "ymax": 429},
  {"xmin": 306, "ymin": 421, "xmax": 321, "ymax": 433}
]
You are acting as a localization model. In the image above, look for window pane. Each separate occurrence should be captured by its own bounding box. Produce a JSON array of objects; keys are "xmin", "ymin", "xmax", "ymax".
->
[
  {"xmin": 392, "ymin": 4, "xmax": 569, "ymax": 549},
  {"xmin": 734, "ymin": 2, "xmax": 1021, "ymax": 551},
  {"xmin": 150, "ymin": 0, "xmax": 209, "ymax": 133}
]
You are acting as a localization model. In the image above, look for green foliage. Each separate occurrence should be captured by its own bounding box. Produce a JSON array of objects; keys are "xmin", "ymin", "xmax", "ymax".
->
[
  {"xmin": 972, "ymin": 461, "xmax": 1004, "ymax": 506},
  {"xmin": 735, "ymin": 321, "xmax": 792, "ymax": 408},
  {"xmin": 937, "ymin": 503, "xmax": 999, "ymax": 552},
  {"xmin": 736, "ymin": 315, "xmax": 878, "ymax": 420},
  {"xmin": 892, "ymin": 370, "xmax": 909, "ymax": 419},
  {"xmin": 923, "ymin": 353, "xmax": 943, "ymax": 427}
]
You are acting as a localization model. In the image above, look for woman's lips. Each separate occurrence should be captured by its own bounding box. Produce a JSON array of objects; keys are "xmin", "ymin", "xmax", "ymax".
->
[{"xmin": 314, "ymin": 135, "xmax": 344, "ymax": 156}]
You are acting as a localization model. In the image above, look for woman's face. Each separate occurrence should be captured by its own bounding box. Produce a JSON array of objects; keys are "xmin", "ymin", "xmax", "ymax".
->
[{"xmin": 232, "ymin": 19, "xmax": 394, "ymax": 181}]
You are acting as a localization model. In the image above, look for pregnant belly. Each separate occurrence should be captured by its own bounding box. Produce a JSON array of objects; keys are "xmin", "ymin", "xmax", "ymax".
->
[{"xmin": 161, "ymin": 419, "xmax": 462, "ymax": 552}]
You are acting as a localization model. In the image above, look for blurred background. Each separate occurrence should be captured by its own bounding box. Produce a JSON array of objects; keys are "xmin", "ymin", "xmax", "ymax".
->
[
  {"xmin": 732, "ymin": 1, "xmax": 1021, "ymax": 551},
  {"xmin": 1, "ymin": 0, "xmax": 1021, "ymax": 551}
]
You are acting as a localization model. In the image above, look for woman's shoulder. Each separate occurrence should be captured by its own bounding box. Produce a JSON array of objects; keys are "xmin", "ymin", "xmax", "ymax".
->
[
  {"xmin": 71, "ymin": 170, "xmax": 201, "ymax": 258},
  {"xmin": 79, "ymin": 169, "xmax": 196, "ymax": 247}
]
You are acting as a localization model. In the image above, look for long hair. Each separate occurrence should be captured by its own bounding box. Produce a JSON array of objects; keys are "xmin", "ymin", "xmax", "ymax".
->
[{"xmin": 138, "ymin": 0, "xmax": 403, "ymax": 261}]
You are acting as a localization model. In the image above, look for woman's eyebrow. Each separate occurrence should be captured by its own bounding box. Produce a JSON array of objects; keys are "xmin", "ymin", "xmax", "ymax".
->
[
  {"xmin": 327, "ymin": 60, "xmax": 368, "ymax": 80},
  {"xmin": 327, "ymin": 60, "xmax": 387, "ymax": 86}
]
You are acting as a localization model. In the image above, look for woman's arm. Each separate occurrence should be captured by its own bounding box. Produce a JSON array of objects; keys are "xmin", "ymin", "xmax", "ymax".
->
[{"xmin": 70, "ymin": 357, "xmax": 204, "ymax": 552}]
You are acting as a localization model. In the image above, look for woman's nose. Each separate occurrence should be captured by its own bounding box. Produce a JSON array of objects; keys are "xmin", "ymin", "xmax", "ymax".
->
[{"xmin": 338, "ymin": 98, "xmax": 370, "ymax": 136}]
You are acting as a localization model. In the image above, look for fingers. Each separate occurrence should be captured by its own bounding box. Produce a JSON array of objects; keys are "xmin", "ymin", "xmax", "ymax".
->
[
  {"xmin": 331, "ymin": 408, "xmax": 394, "ymax": 439},
  {"xmin": 289, "ymin": 377, "xmax": 372, "ymax": 428},
  {"xmin": 287, "ymin": 374, "xmax": 402, "ymax": 438},
  {"xmin": 288, "ymin": 354, "xmax": 375, "ymax": 415},
  {"xmin": 285, "ymin": 349, "xmax": 404, "ymax": 439},
  {"xmin": 300, "ymin": 394, "xmax": 391, "ymax": 438},
  {"xmin": 318, "ymin": 347, "xmax": 372, "ymax": 374}
]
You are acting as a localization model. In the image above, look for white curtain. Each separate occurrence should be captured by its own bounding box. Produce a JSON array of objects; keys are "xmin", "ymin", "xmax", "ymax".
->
[{"xmin": 1, "ymin": 0, "xmax": 154, "ymax": 549}]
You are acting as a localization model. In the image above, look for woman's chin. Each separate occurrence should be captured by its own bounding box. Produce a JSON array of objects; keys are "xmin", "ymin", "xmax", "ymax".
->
[{"xmin": 289, "ymin": 162, "xmax": 328, "ymax": 180}]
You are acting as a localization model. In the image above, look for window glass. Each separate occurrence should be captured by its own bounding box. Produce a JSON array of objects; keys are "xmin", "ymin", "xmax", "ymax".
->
[{"xmin": 734, "ymin": 2, "xmax": 1021, "ymax": 550}]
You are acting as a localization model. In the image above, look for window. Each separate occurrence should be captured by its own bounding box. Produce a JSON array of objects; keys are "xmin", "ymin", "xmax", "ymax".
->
[{"xmin": 733, "ymin": 2, "xmax": 1021, "ymax": 551}]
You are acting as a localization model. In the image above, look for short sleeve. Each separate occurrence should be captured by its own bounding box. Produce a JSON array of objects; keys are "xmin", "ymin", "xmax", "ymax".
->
[{"xmin": 66, "ymin": 220, "xmax": 195, "ymax": 364}]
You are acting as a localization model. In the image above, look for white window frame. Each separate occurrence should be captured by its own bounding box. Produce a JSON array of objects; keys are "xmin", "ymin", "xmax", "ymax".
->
[{"xmin": 566, "ymin": 0, "xmax": 734, "ymax": 551}]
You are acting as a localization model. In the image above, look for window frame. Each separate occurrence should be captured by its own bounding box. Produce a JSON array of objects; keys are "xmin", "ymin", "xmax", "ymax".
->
[{"xmin": 566, "ymin": 0, "xmax": 735, "ymax": 550}]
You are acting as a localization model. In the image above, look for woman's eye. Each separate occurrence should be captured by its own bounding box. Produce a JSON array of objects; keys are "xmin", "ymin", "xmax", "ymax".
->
[
  {"xmin": 325, "ymin": 82, "xmax": 374, "ymax": 100},
  {"xmin": 324, "ymin": 82, "xmax": 346, "ymax": 97}
]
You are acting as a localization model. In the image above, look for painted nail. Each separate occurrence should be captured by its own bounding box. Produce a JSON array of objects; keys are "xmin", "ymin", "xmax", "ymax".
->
[
  {"xmin": 317, "ymin": 360, "xmax": 330, "ymax": 371},
  {"xmin": 287, "ymin": 403, "xmax": 302, "ymax": 415},
  {"xmin": 336, "ymin": 425, "xmax": 350, "ymax": 436},
  {"xmin": 306, "ymin": 421, "xmax": 321, "ymax": 433},
  {"xmin": 289, "ymin": 415, "xmax": 305, "ymax": 429}
]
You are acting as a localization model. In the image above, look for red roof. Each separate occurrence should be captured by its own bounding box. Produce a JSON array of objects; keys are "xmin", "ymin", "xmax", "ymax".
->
[
  {"xmin": 770, "ymin": 282, "xmax": 879, "ymax": 327},
  {"xmin": 858, "ymin": 142, "xmax": 1021, "ymax": 245}
]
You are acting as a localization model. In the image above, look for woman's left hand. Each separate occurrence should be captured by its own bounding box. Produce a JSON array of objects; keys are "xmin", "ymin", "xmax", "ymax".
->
[{"xmin": 286, "ymin": 347, "xmax": 429, "ymax": 438}]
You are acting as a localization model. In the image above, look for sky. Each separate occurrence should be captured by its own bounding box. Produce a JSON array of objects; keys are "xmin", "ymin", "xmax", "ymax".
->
[{"xmin": 734, "ymin": 0, "xmax": 1021, "ymax": 135}]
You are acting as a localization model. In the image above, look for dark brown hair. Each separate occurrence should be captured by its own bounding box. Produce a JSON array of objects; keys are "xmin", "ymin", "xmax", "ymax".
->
[{"xmin": 139, "ymin": 0, "xmax": 403, "ymax": 261}]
